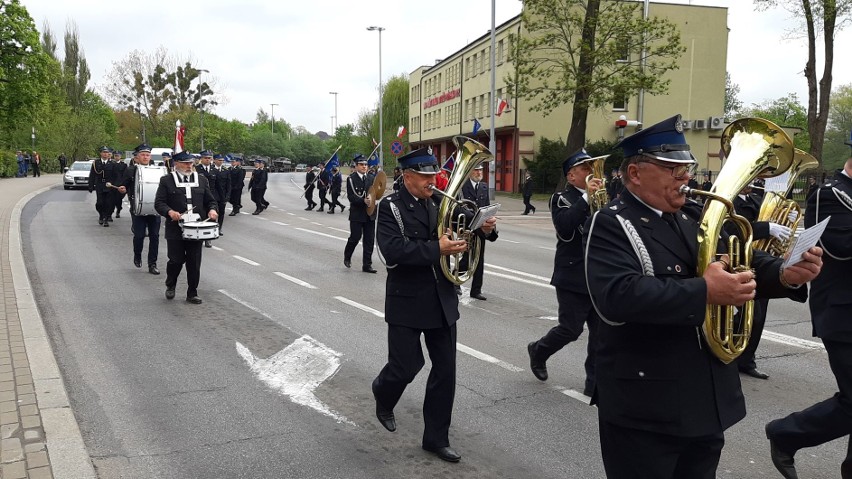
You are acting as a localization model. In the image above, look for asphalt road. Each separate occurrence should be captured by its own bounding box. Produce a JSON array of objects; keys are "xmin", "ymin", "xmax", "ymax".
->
[{"xmin": 22, "ymin": 173, "xmax": 847, "ymax": 478}]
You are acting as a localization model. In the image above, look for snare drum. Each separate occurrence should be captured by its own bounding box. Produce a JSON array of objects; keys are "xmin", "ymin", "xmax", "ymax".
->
[
  {"xmin": 134, "ymin": 165, "xmax": 167, "ymax": 216},
  {"xmin": 181, "ymin": 221, "xmax": 220, "ymax": 241}
]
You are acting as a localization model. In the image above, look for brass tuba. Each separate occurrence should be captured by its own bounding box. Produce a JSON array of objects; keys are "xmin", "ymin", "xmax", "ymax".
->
[
  {"xmin": 752, "ymin": 148, "xmax": 818, "ymax": 256},
  {"xmin": 585, "ymin": 155, "xmax": 611, "ymax": 213},
  {"xmin": 428, "ymin": 136, "xmax": 493, "ymax": 285},
  {"xmin": 679, "ymin": 118, "xmax": 794, "ymax": 364}
]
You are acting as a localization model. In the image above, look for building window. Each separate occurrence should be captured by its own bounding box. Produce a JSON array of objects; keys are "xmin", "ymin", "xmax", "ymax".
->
[
  {"xmin": 465, "ymin": 57, "xmax": 471, "ymax": 80},
  {"xmin": 616, "ymin": 36, "xmax": 629, "ymax": 62},
  {"xmin": 613, "ymin": 88, "xmax": 628, "ymax": 111},
  {"xmin": 480, "ymin": 49, "xmax": 486, "ymax": 74},
  {"xmin": 497, "ymin": 39, "xmax": 504, "ymax": 65}
]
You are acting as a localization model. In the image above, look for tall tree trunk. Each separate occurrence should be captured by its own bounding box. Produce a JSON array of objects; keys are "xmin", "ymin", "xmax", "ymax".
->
[
  {"xmin": 804, "ymin": 0, "xmax": 835, "ymax": 164},
  {"xmin": 566, "ymin": 0, "xmax": 600, "ymax": 156}
]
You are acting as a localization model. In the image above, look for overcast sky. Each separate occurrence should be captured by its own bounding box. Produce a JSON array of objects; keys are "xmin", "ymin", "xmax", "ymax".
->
[{"xmin": 21, "ymin": 0, "xmax": 852, "ymax": 134}]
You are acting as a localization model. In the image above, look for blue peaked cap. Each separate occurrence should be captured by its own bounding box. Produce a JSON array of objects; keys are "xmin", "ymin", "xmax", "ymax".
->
[
  {"xmin": 562, "ymin": 149, "xmax": 592, "ymax": 176},
  {"xmin": 614, "ymin": 114, "xmax": 695, "ymax": 164},
  {"xmin": 398, "ymin": 147, "xmax": 438, "ymax": 174},
  {"xmin": 199, "ymin": 150, "xmax": 214, "ymax": 158},
  {"xmin": 173, "ymin": 151, "xmax": 194, "ymax": 162},
  {"xmin": 353, "ymin": 153, "xmax": 366, "ymax": 163}
]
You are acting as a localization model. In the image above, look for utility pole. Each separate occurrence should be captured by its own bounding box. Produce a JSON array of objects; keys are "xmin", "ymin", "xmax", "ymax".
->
[
  {"xmin": 329, "ymin": 92, "xmax": 338, "ymax": 132},
  {"xmin": 270, "ymin": 103, "xmax": 278, "ymax": 134},
  {"xmin": 367, "ymin": 26, "xmax": 385, "ymax": 165}
]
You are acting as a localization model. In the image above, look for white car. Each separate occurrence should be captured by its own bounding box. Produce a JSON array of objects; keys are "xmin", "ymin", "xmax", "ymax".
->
[{"xmin": 63, "ymin": 160, "xmax": 93, "ymax": 190}]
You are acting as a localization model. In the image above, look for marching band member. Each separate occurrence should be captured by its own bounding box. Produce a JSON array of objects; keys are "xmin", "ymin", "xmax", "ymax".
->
[
  {"xmin": 212, "ymin": 154, "xmax": 230, "ymax": 235},
  {"xmin": 112, "ymin": 149, "xmax": 127, "ymax": 219},
  {"xmin": 249, "ymin": 158, "xmax": 269, "ymax": 214},
  {"xmin": 154, "ymin": 151, "xmax": 218, "ymax": 305},
  {"xmin": 117, "ymin": 144, "xmax": 161, "ymax": 274},
  {"xmin": 327, "ymin": 165, "xmax": 346, "ymax": 214},
  {"xmin": 584, "ymin": 115, "xmax": 822, "ymax": 478},
  {"xmin": 459, "ymin": 164, "xmax": 496, "ymax": 300},
  {"xmin": 766, "ymin": 149, "xmax": 852, "ymax": 479},
  {"xmin": 196, "ymin": 151, "xmax": 219, "ymax": 247},
  {"xmin": 527, "ymin": 149, "xmax": 602, "ymax": 396},
  {"xmin": 317, "ymin": 163, "xmax": 330, "ymax": 212},
  {"xmin": 228, "ymin": 156, "xmax": 246, "ymax": 215},
  {"xmin": 304, "ymin": 165, "xmax": 318, "ymax": 211},
  {"xmin": 343, "ymin": 154, "xmax": 375, "ymax": 273},
  {"xmin": 88, "ymin": 146, "xmax": 117, "ymax": 227},
  {"xmin": 371, "ymin": 147, "xmax": 497, "ymax": 463}
]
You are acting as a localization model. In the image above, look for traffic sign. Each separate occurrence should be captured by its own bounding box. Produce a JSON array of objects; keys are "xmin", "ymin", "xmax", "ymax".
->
[{"xmin": 390, "ymin": 140, "xmax": 404, "ymax": 156}]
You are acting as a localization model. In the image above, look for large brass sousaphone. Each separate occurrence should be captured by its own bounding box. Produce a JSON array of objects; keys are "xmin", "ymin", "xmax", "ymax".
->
[{"xmin": 680, "ymin": 118, "xmax": 794, "ymax": 363}]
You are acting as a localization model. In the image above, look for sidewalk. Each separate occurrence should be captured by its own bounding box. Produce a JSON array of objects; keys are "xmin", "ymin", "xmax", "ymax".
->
[{"xmin": 0, "ymin": 175, "xmax": 95, "ymax": 479}]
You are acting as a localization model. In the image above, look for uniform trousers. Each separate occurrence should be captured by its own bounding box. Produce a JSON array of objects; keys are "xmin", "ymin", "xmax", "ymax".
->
[
  {"xmin": 251, "ymin": 188, "xmax": 268, "ymax": 210},
  {"xmin": 95, "ymin": 189, "xmax": 114, "ymax": 220},
  {"xmin": 216, "ymin": 200, "xmax": 226, "ymax": 231},
  {"xmin": 460, "ymin": 242, "xmax": 486, "ymax": 295},
  {"xmin": 131, "ymin": 214, "xmax": 160, "ymax": 266},
  {"xmin": 767, "ymin": 339, "xmax": 852, "ymax": 477},
  {"xmin": 165, "ymin": 239, "xmax": 203, "ymax": 298},
  {"xmin": 318, "ymin": 187, "xmax": 329, "ymax": 210},
  {"xmin": 305, "ymin": 185, "xmax": 316, "ymax": 208},
  {"xmin": 114, "ymin": 190, "xmax": 126, "ymax": 215},
  {"xmin": 599, "ymin": 419, "xmax": 724, "ymax": 479},
  {"xmin": 737, "ymin": 298, "xmax": 768, "ymax": 371},
  {"xmin": 372, "ymin": 322, "xmax": 457, "ymax": 449},
  {"xmin": 329, "ymin": 191, "xmax": 345, "ymax": 210},
  {"xmin": 530, "ymin": 286, "xmax": 599, "ymax": 392},
  {"xmin": 343, "ymin": 220, "xmax": 374, "ymax": 267},
  {"xmin": 230, "ymin": 188, "xmax": 243, "ymax": 209}
]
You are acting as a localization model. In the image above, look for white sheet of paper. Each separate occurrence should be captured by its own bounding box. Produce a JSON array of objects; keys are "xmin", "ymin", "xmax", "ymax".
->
[
  {"xmin": 470, "ymin": 203, "xmax": 501, "ymax": 231},
  {"xmin": 782, "ymin": 216, "xmax": 831, "ymax": 269},
  {"xmin": 763, "ymin": 171, "xmax": 790, "ymax": 194}
]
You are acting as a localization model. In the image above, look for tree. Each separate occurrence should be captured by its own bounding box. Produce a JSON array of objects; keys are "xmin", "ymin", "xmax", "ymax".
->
[
  {"xmin": 754, "ymin": 0, "xmax": 852, "ymax": 164},
  {"xmin": 823, "ymin": 82, "xmax": 852, "ymax": 170},
  {"xmin": 61, "ymin": 22, "xmax": 90, "ymax": 111},
  {"xmin": 741, "ymin": 93, "xmax": 811, "ymax": 151},
  {"xmin": 508, "ymin": 0, "xmax": 685, "ymax": 154},
  {"xmin": 725, "ymin": 72, "xmax": 744, "ymax": 119}
]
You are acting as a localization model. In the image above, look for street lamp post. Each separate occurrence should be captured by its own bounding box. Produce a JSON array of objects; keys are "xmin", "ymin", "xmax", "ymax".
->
[
  {"xmin": 270, "ymin": 103, "xmax": 278, "ymax": 134},
  {"xmin": 488, "ymin": 0, "xmax": 496, "ymax": 200},
  {"xmin": 367, "ymin": 26, "xmax": 385, "ymax": 165},
  {"xmin": 198, "ymin": 68, "xmax": 210, "ymax": 150},
  {"xmin": 329, "ymin": 91, "xmax": 338, "ymax": 132}
]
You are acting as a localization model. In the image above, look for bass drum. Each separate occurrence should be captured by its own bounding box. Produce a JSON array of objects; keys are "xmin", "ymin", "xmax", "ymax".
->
[{"xmin": 134, "ymin": 165, "xmax": 168, "ymax": 216}]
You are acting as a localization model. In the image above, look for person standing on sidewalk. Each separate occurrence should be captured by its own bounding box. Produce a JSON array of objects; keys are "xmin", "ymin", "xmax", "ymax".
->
[
  {"xmin": 88, "ymin": 146, "xmax": 117, "ymax": 227},
  {"xmin": 31, "ymin": 151, "xmax": 41, "ymax": 177},
  {"xmin": 58, "ymin": 152, "xmax": 67, "ymax": 172},
  {"xmin": 526, "ymin": 149, "xmax": 602, "ymax": 395},
  {"xmin": 117, "ymin": 144, "xmax": 161, "ymax": 275},
  {"xmin": 154, "ymin": 151, "xmax": 218, "ymax": 305},
  {"xmin": 521, "ymin": 171, "xmax": 536, "ymax": 215}
]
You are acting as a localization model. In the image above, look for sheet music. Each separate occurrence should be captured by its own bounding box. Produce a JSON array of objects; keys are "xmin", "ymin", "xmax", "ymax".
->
[
  {"xmin": 470, "ymin": 203, "xmax": 501, "ymax": 231},
  {"xmin": 782, "ymin": 216, "xmax": 831, "ymax": 269},
  {"xmin": 763, "ymin": 171, "xmax": 790, "ymax": 193}
]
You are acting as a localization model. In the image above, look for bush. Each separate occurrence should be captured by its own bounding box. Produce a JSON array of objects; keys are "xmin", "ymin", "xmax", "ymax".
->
[
  {"xmin": 0, "ymin": 150, "xmax": 19, "ymax": 178},
  {"xmin": 524, "ymin": 137, "xmax": 625, "ymax": 194}
]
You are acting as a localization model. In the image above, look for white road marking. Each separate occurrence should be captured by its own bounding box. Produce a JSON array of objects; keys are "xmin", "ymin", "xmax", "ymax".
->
[
  {"xmin": 537, "ymin": 246, "xmax": 557, "ymax": 251},
  {"xmin": 295, "ymin": 227, "xmax": 347, "ymax": 242},
  {"xmin": 763, "ymin": 330, "xmax": 825, "ymax": 350},
  {"xmin": 219, "ymin": 289, "xmax": 274, "ymax": 319},
  {"xmin": 486, "ymin": 263, "xmax": 551, "ymax": 282},
  {"xmin": 273, "ymin": 221, "xmax": 289, "ymax": 226},
  {"xmin": 236, "ymin": 336, "xmax": 353, "ymax": 425},
  {"xmin": 328, "ymin": 227, "xmax": 349, "ymax": 233},
  {"xmin": 274, "ymin": 272, "xmax": 317, "ymax": 289},
  {"xmin": 257, "ymin": 216, "xmax": 268, "ymax": 221},
  {"xmin": 485, "ymin": 271, "xmax": 554, "ymax": 289},
  {"xmin": 334, "ymin": 296, "xmax": 384, "ymax": 318},
  {"xmin": 240, "ymin": 212, "xmax": 250, "ymax": 215},
  {"xmin": 560, "ymin": 388, "xmax": 592, "ymax": 405},
  {"xmin": 299, "ymin": 217, "xmax": 310, "ymax": 221},
  {"xmin": 311, "ymin": 222, "xmax": 323, "ymax": 226},
  {"xmin": 501, "ymin": 239, "xmax": 521, "ymax": 244},
  {"xmin": 287, "ymin": 212, "xmax": 296, "ymax": 216},
  {"xmin": 211, "ymin": 246, "xmax": 224, "ymax": 251},
  {"xmin": 233, "ymin": 255, "xmax": 260, "ymax": 266},
  {"xmin": 456, "ymin": 344, "xmax": 524, "ymax": 372},
  {"xmin": 539, "ymin": 316, "xmax": 558, "ymax": 321}
]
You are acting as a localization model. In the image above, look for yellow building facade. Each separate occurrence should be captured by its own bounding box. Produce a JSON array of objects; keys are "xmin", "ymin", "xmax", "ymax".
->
[{"xmin": 408, "ymin": 2, "xmax": 729, "ymax": 192}]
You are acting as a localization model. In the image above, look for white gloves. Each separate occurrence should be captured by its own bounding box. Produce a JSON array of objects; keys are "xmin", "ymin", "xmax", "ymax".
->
[
  {"xmin": 787, "ymin": 209, "xmax": 799, "ymax": 223},
  {"xmin": 769, "ymin": 222, "xmax": 792, "ymax": 241}
]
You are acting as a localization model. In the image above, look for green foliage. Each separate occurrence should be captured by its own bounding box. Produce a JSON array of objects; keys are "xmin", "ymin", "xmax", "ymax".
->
[
  {"xmin": 0, "ymin": 150, "xmax": 18, "ymax": 177},
  {"xmin": 724, "ymin": 72, "xmax": 743, "ymax": 119},
  {"xmin": 741, "ymin": 93, "xmax": 810, "ymax": 151},
  {"xmin": 585, "ymin": 137, "xmax": 623, "ymax": 174},
  {"xmin": 824, "ymin": 83, "xmax": 852, "ymax": 171},
  {"xmin": 524, "ymin": 137, "xmax": 569, "ymax": 193}
]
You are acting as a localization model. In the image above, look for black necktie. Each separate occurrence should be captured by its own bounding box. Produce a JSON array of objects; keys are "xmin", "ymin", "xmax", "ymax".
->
[
  {"xmin": 662, "ymin": 212, "xmax": 687, "ymax": 245},
  {"xmin": 183, "ymin": 175, "xmax": 189, "ymax": 183}
]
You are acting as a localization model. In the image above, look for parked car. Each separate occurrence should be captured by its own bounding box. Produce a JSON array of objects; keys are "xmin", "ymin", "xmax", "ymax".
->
[
  {"xmin": 63, "ymin": 160, "xmax": 93, "ymax": 190},
  {"xmin": 295, "ymin": 163, "xmax": 307, "ymax": 172}
]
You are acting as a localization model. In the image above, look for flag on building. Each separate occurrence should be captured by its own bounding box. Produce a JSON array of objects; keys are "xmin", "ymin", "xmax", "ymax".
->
[
  {"xmin": 174, "ymin": 120, "xmax": 186, "ymax": 153},
  {"xmin": 324, "ymin": 153, "xmax": 339, "ymax": 173},
  {"xmin": 473, "ymin": 118, "xmax": 482, "ymax": 134},
  {"xmin": 396, "ymin": 126, "xmax": 407, "ymax": 138},
  {"xmin": 496, "ymin": 98, "xmax": 510, "ymax": 117}
]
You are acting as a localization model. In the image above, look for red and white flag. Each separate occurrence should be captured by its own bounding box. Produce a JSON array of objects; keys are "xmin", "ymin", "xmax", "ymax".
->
[
  {"xmin": 396, "ymin": 126, "xmax": 407, "ymax": 138},
  {"xmin": 496, "ymin": 98, "xmax": 510, "ymax": 117},
  {"xmin": 174, "ymin": 120, "xmax": 186, "ymax": 153}
]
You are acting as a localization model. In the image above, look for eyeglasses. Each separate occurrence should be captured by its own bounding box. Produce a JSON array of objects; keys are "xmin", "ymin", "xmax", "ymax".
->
[{"xmin": 638, "ymin": 158, "xmax": 696, "ymax": 180}]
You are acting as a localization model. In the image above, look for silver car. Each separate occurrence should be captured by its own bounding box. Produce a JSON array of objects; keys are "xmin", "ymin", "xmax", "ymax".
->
[{"xmin": 63, "ymin": 160, "xmax": 93, "ymax": 190}]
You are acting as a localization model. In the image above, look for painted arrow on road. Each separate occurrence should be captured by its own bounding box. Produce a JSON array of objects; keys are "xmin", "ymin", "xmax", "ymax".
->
[{"xmin": 236, "ymin": 335, "xmax": 354, "ymax": 425}]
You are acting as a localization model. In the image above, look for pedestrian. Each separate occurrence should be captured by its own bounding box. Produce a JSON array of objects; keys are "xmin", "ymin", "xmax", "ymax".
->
[
  {"xmin": 317, "ymin": 163, "xmax": 330, "ymax": 212},
  {"xmin": 521, "ymin": 171, "xmax": 536, "ymax": 215},
  {"xmin": 112, "ymin": 150, "xmax": 126, "ymax": 218},
  {"xmin": 212, "ymin": 154, "xmax": 230, "ymax": 235},
  {"xmin": 16, "ymin": 151, "xmax": 25, "ymax": 177},
  {"xmin": 58, "ymin": 153, "xmax": 67, "ymax": 172},
  {"xmin": 304, "ymin": 165, "xmax": 318, "ymax": 211},
  {"xmin": 154, "ymin": 151, "xmax": 218, "ymax": 305},
  {"xmin": 459, "ymin": 164, "xmax": 498, "ymax": 300},
  {"xmin": 228, "ymin": 156, "xmax": 245, "ymax": 215},
  {"xmin": 765, "ymin": 150, "xmax": 852, "ymax": 479},
  {"xmin": 392, "ymin": 166, "xmax": 402, "ymax": 192},
  {"xmin": 31, "ymin": 150, "xmax": 41, "ymax": 177},
  {"xmin": 584, "ymin": 114, "xmax": 822, "ymax": 478},
  {"xmin": 327, "ymin": 166, "xmax": 346, "ymax": 214},
  {"xmin": 371, "ymin": 147, "xmax": 497, "ymax": 463},
  {"xmin": 806, "ymin": 175, "xmax": 819, "ymax": 200},
  {"xmin": 23, "ymin": 152, "xmax": 30, "ymax": 177},
  {"xmin": 702, "ymin": 175, "xmax": 713, "ymax": 191},
  {"xmin": 527, "ymin": 149, "xmax": 602, "ymax": 396},
  {"xmin": 88, "ymin": 146, "xmax": 118, "ymax": 227},
  {"xmin": 343, "ymin": 154, "xmax": 376, "ymax": 273},
  {"xmin": 117, "ymin": 144, "xmax": 162, "ymax": 275},
  {"xmin": 249, "ymin": 159, "xmax": 269, "ymax": 214}
]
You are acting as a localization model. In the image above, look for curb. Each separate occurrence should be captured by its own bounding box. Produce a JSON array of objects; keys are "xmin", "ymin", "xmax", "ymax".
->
[{"xmin": 10, "ymin": 185, "xmax": 96, "ymax": 479}]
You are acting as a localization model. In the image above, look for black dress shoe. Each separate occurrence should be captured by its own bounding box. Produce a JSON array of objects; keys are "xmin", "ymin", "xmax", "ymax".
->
[
  {"xmin": 229, "ymin": 211, "xmax": 238, "ymax": 216},
  {"xmin": 304, "ymin": 206, "xmax": 313, "ymax": 211},
  {"xmin": 252, "ymin": 210, "xmax": 260, "ymax": 215},
  {"xmin": 186, "ymin": 296, "xmax": 203, "ymax": 304},
  {"xmin": 103, "ymin": 222, "xmax": 109, "ymax": 227},
  {"xmin": 327, "ymin": 209, "xmax": 335, "ymax": 214},
  {"xmin": 422, "ymin": 445, "xmax": 461, "ymax": 463},
  {"xmin": 148, "ymin": 265, "xmax": 160, "ymax": 275},
  {"xmin": 204, "ymin": 240, "xmax": 212, "ymax": 248},
  {"xmin": 372, "ymin": 385, "xmax": 396, "ymax": 432},
  {"xmin": 740, "ymin": 367, "xmax": 770, "ymax": 380},
  {"xmin": 471, "ymin": 293, "xmax": 487, "ymax": 300},
  {"xmin": 767, "ymin": 431, "xmax": 798, "ymax": 479},
  {"xmin": 454, "ymin": 285, "xmax": 462, "ymax": 296},
  {"xmin": 108, "ymin": 217, "xmax": 113, "ymax": 222},
  {"xmin": 134, "ymin": 259, "xmax": 142, "ymax": 268},
  {"xmin": 98, "ymin": 218, "xmax": 104, "ymax": 225},
  {"xmin": 344, "ymin": 259, "xmax": 351, "ymax": 268},
  {"xmin": 115, "ymin": 212, "xmax": 120, "ymax": 218},
  {"xmin": 362, "ymin": 266, "xmax": 377, "ymax": 273},
  {"xmin": 527, "ymin": 342, "xmax": 548, "ymax": 381},
  {"xmin": 165, "ymin": 288, "xmax": 175, "ymax": 300}
]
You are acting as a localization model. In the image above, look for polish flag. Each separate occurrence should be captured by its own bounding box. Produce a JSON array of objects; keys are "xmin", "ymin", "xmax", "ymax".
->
[
  {"xmin": 496, "ymin": 98, "xmax": 510, "ymax": 117},
  {"xmin": 174, "ymin": 120, "xmax": 186, "ymax": 153},
  {"xmin": 396, "ymin": 126, "xmax": 407, "ymax": 138}
]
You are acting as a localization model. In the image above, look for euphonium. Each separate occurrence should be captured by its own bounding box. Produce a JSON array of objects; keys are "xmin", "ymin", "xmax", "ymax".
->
[
  {"xmin": 428, "ymin": 136, "xmax": 493, "ymax": 285},
  {"xmin": 585, "ymin": 155, "xmax": 611, "ymax": 213},
  {"xmin": 752, "ymin": 148, "xmax": 818, "ymax": 256},
  {"xmin": 680, "ymin": 118, "xmax": 794, "ymax": 364}
]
